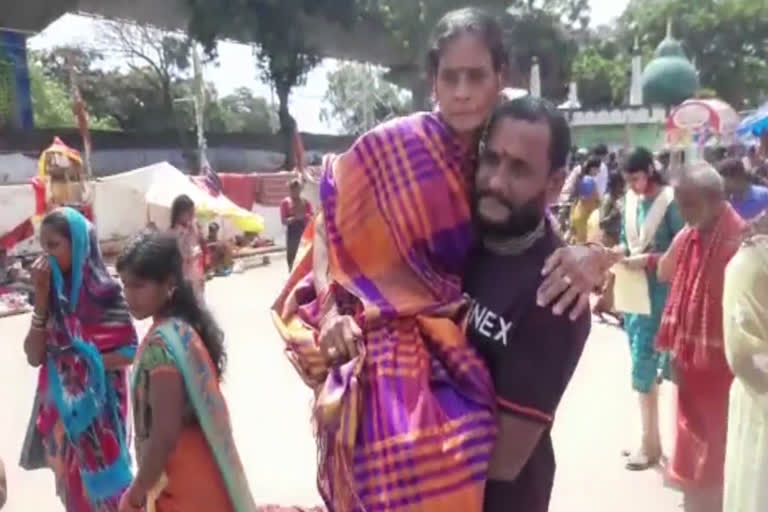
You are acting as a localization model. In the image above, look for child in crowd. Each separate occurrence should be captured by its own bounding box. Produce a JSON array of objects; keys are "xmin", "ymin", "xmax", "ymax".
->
[{"xmin": 116, "ymin": 232, "xmax": 254, "ymax": 512}]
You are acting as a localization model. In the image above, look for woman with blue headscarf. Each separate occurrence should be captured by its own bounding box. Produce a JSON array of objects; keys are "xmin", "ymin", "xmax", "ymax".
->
[{"xmin": 20, "ymin": 207, "xmax": 138, "ymax": 511}]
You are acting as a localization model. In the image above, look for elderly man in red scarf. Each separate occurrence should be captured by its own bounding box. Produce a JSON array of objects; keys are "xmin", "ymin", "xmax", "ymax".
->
[{"xmin": 656, "ymin": 161, "xmax": 747, "ymax": 512}]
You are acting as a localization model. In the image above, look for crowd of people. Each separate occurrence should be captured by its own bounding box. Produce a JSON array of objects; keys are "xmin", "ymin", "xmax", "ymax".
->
[
  {"xmin": 5, "ymin": 5, "xmax": 768, "ymax": 512},
  {"xmin": 553, "ymin": 136, "xmax": 768, "ymax": 512}
]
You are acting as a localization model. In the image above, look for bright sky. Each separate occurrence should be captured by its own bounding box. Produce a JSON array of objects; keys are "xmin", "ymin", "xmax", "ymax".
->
[{"xmin": 28, "ymin": 0, "xmax": 629, "ymax": 134}]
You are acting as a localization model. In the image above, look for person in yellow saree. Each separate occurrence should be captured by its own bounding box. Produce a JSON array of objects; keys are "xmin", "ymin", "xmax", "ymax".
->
[
  {"xmin": 272, "ymin": 8, "xmax": 613, "ymax": 512},
  {"xmin": 116, "ymin": 232, "xmax": 255, "ymax": 512},
  {"xmin": 568, "ymin": 158, "xmax": 602, "ymax": 244},
  {"xmin": 722, "ymin": 235, "xmax": 768, "ymax": 512}
]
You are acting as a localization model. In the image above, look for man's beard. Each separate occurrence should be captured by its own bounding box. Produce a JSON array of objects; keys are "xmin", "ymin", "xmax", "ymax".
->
[{"xmin": 472, "ymin": 189, "xmax": 548, "ymax": 239}]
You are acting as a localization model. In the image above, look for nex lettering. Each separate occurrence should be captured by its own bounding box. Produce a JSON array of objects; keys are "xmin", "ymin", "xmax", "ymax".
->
[{"xmin": 470, "ymin": 302, "xmax": 514, "ymax": 346}]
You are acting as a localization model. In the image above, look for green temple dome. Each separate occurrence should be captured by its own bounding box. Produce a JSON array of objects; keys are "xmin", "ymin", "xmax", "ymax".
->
[
  {"xmin": 654, "ymin": 36, "xmax": 685, "ymax": 58},
  {"xmin": 641, "ymin": 22, "xmax": 699, "ymax": 106}
]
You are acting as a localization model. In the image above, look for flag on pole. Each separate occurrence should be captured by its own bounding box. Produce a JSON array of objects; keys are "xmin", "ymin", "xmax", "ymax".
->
[{"xmin": 200, "ymin": 153, "xmax": 222, "ymax": 196}]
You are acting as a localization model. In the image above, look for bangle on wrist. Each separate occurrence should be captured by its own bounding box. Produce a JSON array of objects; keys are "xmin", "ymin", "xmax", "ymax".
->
[{"xmin": 31, "ymin": 311, "xmax": 48, "ymax": 328}]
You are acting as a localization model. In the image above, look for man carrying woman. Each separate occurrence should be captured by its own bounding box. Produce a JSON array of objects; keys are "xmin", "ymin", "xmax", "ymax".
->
[{"xmin": 272, "ymin": 7, "xmax": 612, "ymax": 511}]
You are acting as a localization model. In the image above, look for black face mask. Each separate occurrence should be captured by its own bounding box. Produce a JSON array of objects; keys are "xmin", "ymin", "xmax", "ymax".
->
[{"xmin": 472, "ymin": 188, "xmax": 548, "ymax": 239}]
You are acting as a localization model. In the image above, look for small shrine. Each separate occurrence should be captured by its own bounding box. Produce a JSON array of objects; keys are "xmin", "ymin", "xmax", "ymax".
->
[{"xmin": 35, "ymin": 137, "xmax": 93, "ymax": 219}]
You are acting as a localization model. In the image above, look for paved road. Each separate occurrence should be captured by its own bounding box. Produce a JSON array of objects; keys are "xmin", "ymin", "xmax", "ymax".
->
[{"xmin": 0, "ymin": 257, "xmax": 683, "ymax": 511}]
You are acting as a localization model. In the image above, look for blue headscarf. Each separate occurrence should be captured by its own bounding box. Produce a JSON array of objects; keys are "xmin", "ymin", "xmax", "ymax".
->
[{"xmin": 48, "ymin": 207, "xmax": 90, "ymax": 312}]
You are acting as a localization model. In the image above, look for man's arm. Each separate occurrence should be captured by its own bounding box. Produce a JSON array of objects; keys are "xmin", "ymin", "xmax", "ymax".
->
[
  {"xmin": 486, "ymin": 305, "xmax": 589, "ymax": 482},
  {"xmin": 657, "ymin": 230, "xmax": 687, "ymax": 283}
]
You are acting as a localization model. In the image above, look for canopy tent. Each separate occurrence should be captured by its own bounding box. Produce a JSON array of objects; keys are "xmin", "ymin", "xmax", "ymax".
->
[
  {"xmin": 0, "ymin": 162, "xmax": 266, "ymax": 254},
  {"xmin": 737, "ymin": 101, "xmax": 768, "ymax": 139},
  {"xmin": 666, "ymin": 98, "xmax": 741, "ymax": 149},
  {"xmin": 143, "ymin": 164, "xmax": 265, "ymax": 234}
]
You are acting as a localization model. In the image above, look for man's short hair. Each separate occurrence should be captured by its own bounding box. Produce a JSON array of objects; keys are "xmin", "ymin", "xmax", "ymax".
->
[
  {"xmin": 717, "ymin": 157, "xmax": 747, "ymax": 178},
  {"xmin": 289, "ymin": 179, "xmax": 302, "ymax": 190},
  {"xmin": 593, "ymin": 144, "xmax": 608, "ymax": 157},
  {"xmin": 482, "ymin": 96, "xmax": 571, "ymax": 173}
]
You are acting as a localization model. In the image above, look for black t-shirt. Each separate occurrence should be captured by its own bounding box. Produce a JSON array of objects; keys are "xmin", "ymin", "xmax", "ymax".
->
[{"xmin": 463, "ymin": 223, "xmax": 590, "ymax": 512}]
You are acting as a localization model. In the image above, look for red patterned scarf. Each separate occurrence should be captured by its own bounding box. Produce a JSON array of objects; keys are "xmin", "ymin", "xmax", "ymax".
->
[{"xmin": 657, "ymin": 203, "xmax": 746, "ymax": 367}]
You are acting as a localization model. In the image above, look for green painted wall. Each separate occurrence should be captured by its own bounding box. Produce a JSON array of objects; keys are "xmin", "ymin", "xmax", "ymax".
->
[{"xmin": 571, "ymin": 123, "xmax": 666, "ymax": 151}]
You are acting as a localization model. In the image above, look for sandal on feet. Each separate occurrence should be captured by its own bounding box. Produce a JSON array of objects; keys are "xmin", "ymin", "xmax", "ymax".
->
[{"xmin": 625, "ymin": 451, "xmax": 660, "ymax": 471}]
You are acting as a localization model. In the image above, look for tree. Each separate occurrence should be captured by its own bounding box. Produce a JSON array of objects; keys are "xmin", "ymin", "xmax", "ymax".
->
[
  {"xmin": 98, "ymin": 21, "xmax": 192, "ymax": 117},
  {"xmin": 570, "ymin": 40, "xmax": 632, "ymax": 108},
  {"xmin": 27, "ymin": 57, "xmax": 117, "ymax": 130},
  {"xmin": 33, "ymin": 45, "xmax": 274, "ymax": 135},
  {"xmin": 209, "ymin": 87, "xmax": 277, "ymax": 133},
  {"xmin": 502, "ymin": 9, "xmax": 579, "ymax": 101},
  {"xmin": 185, "ymin": 0, "xmax": 359, "ymax": 168},
  {"xmin": 28, "ymin": 61, "xmax": 76, "ymax": 129},
  {"xmin": 619, "ymin": 0, "xmax": 768, "ymax": 108},
  {"xmin": 35, "ymin": 29, "xmax": 192, "ymax": 133},
  {"xmin": 321, "ymin": 63, "xmax": 410, "ymax": 134}
]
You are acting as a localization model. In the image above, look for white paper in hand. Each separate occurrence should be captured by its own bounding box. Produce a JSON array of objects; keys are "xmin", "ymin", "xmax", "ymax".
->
[{"xmin": 612, "ymin": 264, "xmax": 651, "ymax": 315}]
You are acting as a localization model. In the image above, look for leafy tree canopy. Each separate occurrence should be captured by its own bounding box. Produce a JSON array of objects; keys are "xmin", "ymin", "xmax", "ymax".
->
[
  {"xmin": 321, "ymin": 62, "xmax": 410, "ymax": 134},
  {"xmin": 618, "ymin": 0, "xmax": 768, "ymax": 108}
]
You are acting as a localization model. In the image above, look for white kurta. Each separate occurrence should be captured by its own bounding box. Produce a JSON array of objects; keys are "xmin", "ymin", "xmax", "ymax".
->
[{"xmin": 723, "ymin": 238, "xmax": 768, "ymax": 512}]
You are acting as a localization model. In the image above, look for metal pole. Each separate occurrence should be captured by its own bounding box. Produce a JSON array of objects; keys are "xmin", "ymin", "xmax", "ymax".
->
[{"xmin": 192, "ymin": 43, "xmax": 207, "ymax": 173}]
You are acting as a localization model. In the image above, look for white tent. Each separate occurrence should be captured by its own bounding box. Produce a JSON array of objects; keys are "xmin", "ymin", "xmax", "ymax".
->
[
  {"xmin": 97, "ymin": 162, "xmax": 264, "ymax": 237},
  {"xmin": 144, "ymin": 164, "xmax": 214, "ymax": 229},
  {"xmin": 0, "ymin": 161, "xmax": 264, "ymax": 254}
]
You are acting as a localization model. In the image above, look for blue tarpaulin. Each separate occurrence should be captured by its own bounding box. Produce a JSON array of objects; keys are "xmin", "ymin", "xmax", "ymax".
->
[{"xmin": 738, "ymin": 102, "xmax": 768, "ymax": 138}]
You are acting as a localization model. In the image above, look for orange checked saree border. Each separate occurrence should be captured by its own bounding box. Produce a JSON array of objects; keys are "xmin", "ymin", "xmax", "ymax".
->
[{"xmin": 272, "ymin": 113, "xmax": 496, "ymax": 512}]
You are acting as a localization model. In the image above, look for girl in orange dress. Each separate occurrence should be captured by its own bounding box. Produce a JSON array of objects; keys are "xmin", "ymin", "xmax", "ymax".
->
[{"xmin": 116, "ymin": 232, "xmax": 255, "ymax": 512}]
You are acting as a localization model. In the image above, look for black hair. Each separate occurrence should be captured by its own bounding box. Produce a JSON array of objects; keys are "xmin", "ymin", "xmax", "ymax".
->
[
  {"xmin": 625, "ymin": 147, "xmax": 664, "ymax": 184},
  {"xmin": 41, "ymin": 210, "xmax": 72, "ymax": 242},
  {"xmin": 607, "ymin": 171, "xmax": 625, "ymax": 195},
  {"xmin": 583, "ymin": 158, "xmax": 602, "ymax": 176},
  {"xmin": 427, "ymin": 8, "xmax": 508, "ymax": 77},
  {"xmin": 717, "ymin": 157, "xmax": 747, "ymax": 178},
  {"xmin": 481, "ymin": 96, "xmax": 571, "ymax": 173},
  {"xmin": 117, "ymin": 231, "xmax": 227, "ymax": 379},
  {"xmin": 170, "ymin": 195, "xmax": 195, "ymax": 229},
  {"xmin": 593, "ymin": 144, "xmax": 608, "ymax": 157}
]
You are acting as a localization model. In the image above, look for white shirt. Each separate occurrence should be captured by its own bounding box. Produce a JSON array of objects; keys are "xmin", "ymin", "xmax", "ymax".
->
[{"xmin": 594, "ymin": 162, "xmax": 609, "ymax": 197}]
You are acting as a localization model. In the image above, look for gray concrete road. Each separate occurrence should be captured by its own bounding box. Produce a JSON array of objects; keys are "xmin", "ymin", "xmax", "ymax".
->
[{"xmin": 0, "ymin": 257, "xmax": 683, "ymax": 511}]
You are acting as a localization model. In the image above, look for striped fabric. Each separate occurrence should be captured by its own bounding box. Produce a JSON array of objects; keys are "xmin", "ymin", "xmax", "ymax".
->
[{"xmin": 272, "ymin": 113, "xmax": 496, "ymax": 512}]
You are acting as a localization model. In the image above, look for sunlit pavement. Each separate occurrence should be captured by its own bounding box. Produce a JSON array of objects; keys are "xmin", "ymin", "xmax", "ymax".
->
[{"xmin": 1, "ymin": 256, "xmax": 683, "ymax": 511}]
